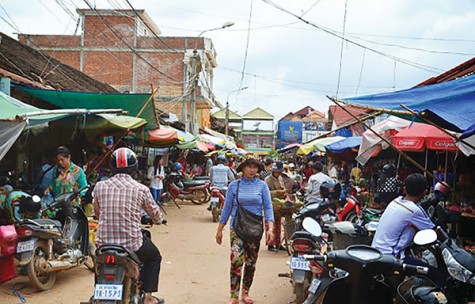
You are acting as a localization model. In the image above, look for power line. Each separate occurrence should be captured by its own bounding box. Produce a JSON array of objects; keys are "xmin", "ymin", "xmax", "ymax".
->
[
  {"xmin": 237, "ymin": 0, "xmax": 254, "ymax": 94},
  {"xmin": 355, "ymin": 48, "xmax": 366, "ymax": 95},
  {"xmin": 335, "ymin": 0, "xmax": 348, "ymax": 98}
]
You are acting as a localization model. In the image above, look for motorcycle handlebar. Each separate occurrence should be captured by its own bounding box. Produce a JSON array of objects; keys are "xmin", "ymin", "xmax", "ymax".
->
[{"xmin": 402, "ymin": 264, "xmax": 429, "ymax": 276}]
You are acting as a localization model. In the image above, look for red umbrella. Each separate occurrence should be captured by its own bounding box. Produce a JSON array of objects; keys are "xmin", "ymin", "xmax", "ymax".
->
[
  {"xmin": 148, "ymin": 127, "xmax": 178, "ymax": 146},
  {"xmin": 392, "ymin": 122, "xmax": 458, "ymax": 152}
]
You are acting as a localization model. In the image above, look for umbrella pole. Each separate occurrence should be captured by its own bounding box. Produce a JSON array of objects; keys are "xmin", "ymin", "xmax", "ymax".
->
[
  {"xmin": 444, "ymin": 151, "xmax": 448, "ymax": 182},
  {"xmin": 397, "ymin": 153, "xmax": 401, "ymax": 170},
  {"xmin": 424, "ymin": 149, "xmax": 428, "ymax": 177}
]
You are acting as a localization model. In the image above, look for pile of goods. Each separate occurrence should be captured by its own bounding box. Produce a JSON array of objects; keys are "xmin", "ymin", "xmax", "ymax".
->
[{"xmin": 272, "ymin": 197, "xmax": 303, "ymax": 218}]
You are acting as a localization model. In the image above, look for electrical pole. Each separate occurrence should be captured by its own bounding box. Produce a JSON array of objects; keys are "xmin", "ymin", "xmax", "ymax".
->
[{"xmin": 225, "ymin": 86, "xmax": 248, "ymax": 135}]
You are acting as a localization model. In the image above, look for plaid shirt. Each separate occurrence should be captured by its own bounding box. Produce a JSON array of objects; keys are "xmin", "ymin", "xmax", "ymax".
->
[{"xmin": 93, "ymin": 174, "xmax": 163, "ymax": 251}]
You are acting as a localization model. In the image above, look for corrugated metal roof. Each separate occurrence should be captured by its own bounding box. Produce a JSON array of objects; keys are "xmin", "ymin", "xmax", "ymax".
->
[
  {"xmin": 242, "ymin": 107, "xmax": 273, "ymax": 119},
  {"xmin": 416, "ymin": 57, "xmax": 475, "ymax": 87}
]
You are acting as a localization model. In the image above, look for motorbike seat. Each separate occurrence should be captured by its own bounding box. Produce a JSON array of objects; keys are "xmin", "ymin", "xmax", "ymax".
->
[
  {"xmin": 366, "ymin": 208, "xmax": 383, "ymax": 215},
  {"xmin": 183, "ymin": 180, "xmax": 207, "ymax": 188},
  {"xmin": 25, "ymin": 218, "xmax": 62, "ymax": 230},
  {"xmin": 96, "ymin": 245, "xmax": 141, "ymax": 264}
]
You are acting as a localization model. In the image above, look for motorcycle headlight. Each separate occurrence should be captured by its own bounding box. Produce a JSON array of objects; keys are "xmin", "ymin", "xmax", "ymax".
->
[{"xmin": 442, "ymin": 248, "xmax": 475, "ymax": 284}]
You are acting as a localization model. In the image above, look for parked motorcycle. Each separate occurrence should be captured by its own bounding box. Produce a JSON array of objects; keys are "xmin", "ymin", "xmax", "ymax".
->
[
  {"xmin": 166, "ymin": 172, "xmax": 210, "ymax": 205},
  {"xmin": 300, "ymin": 218, "xmax": 430, "ymax": 304},
  {"xmin": 15, "ymin": 186, "xmax": 94, "ymax": 291},
  {"xmin": 209, "ymin": 187, "xmax": 225, "ymax": 222},
  {"xmin": 89, "ymin": 217, "xmax": 166, "ymax": 304}
]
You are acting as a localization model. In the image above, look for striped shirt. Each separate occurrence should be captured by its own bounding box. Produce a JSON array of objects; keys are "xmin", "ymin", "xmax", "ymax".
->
[
  {"xmin": 93, "ymin": 174, "xmax": 163, "ymax": 251},
  {"xmin": 219, "ymin": 177, "xmax": 274, "ymax": 226}
]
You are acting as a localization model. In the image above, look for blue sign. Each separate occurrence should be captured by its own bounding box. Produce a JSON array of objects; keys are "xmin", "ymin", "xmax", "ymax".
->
[{"xmin": 277, "ymin": 121, "xmax": 302, "ymax": 148}]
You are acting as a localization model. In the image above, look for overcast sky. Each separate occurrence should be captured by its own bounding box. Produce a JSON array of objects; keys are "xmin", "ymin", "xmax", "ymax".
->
[{"xmin": 1, "ymin": 0, "xmax": 474, "ymax": 120}]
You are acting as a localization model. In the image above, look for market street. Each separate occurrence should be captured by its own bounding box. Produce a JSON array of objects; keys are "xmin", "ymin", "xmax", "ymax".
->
[{"xmin": 0, "ymin": 201, "xmax": 294, "ymax": 304}]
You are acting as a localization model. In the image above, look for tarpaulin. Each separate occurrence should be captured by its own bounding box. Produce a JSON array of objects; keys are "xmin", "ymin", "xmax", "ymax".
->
[
  {"xmin": 357, "ymin": 116, "xmax": 412, "ymax": 165},
  {"xmin": 148, "ymin": 127, "xmax": 178, "ymax": 146},
  {"xmin": 298, "ymin": 136, "xmax": 345, "ymax": 155},
  {"xmin": 325, "ymin": 136, "xmax": 362, "ymax": 154},
  {"xmin": 18, "ymin": 86, "xmax": 159, "ymax": 130},
  {"xmin": 392, "ymin": 122, "xmax": 458, "ymax": 152},
  {"xmin": 343, "ymin": 73, "xmax": 475, "ymax": 133}
]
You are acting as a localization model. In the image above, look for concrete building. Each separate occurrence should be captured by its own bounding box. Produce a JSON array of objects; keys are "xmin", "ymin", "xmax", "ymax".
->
[
  {"xmin": 18, "ymin": 9, "xmax": 220, "ymax": 132},
  {"xmin": 241, "ymin": 107, "xmax": 274, "ymax": 154},
  {"xmin": 212, "ymin": 108, "xmax": 243, "ymax": 137}
]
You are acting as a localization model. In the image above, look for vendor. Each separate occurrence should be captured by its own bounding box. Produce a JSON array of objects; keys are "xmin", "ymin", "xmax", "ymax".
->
[{"xmin": 265, "ymin": 161, "xmax": 286, "ymax": 252}]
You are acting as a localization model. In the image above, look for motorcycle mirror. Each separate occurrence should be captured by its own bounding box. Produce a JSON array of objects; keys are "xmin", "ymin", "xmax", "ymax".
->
[
  {"xmin": 414, "ymin": 229, "xmax": 437, "ymax": 246},
  {"xmin": 302, "ymin": 217, "xmax": 322, "ymax": 237},
  {"xmin": 31, "ymin": 195, "xmax": 41, "ymax": 203}
]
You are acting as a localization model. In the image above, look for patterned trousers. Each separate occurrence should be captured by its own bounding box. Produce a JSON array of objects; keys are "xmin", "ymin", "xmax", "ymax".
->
[
  {"xmin": 229, "ymin": 230, "xmax": 260, "ymax": 299},
  {"xmin": 265, "ymin": 217, "xmax": 282, "ymax": 247}
]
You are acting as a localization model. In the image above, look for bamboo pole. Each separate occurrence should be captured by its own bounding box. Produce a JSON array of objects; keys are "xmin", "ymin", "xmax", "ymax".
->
[{"xmin": 327, "ymin": 96, "xmax": 439, "ymax": 181}]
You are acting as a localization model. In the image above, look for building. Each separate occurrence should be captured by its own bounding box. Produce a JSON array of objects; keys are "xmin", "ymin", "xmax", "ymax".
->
[
  {"xmin": 276, "ymin": 113, "xmax": 302, "ymax": 149},
  {"xmin": 302, "ymin": 109, "xmax": 328, "ymax": 142},
  {"xmin": 18, "ymin": 9, "xmax": 220, "ymax": 133},
  {"xmin": 328, "ymin": 105, "xmax": 372, "ymax": 136},
  {"xmin": 241, "ymin": 107, "xmax": 274, "ymax": 153},
  {"xmin": 211, "ymin": 108, "xmax": 243, "ymax": 137}
]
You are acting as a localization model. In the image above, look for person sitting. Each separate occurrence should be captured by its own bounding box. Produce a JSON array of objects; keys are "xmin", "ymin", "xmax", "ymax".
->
[
  {"xmin": 376, "ymin": 164, "xmax": 403, "ymax": 207},
  {"xmin": 207, "ymin": 155, "xmax": 235, "ymax": 211},
  {"xmin": 305, "ymin": 161, "xmax": 332, "ymax": 203}
]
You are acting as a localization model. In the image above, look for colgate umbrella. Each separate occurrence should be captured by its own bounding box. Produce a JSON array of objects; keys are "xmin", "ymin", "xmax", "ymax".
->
[{"xmin": 392, "ymin": 122, "xmax": 458, "ymax": 152}]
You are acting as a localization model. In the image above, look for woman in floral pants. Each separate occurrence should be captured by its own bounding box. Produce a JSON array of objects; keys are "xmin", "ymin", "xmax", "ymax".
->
[{"xmin": 216, "ymin": 154, "xmax": 275, "ymax": 304}]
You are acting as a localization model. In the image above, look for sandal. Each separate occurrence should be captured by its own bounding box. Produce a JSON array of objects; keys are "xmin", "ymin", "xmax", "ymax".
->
[
  {"xmin": 228, "ymin": 299, "xmax": 239, "ymax": 304},
  {"xmin": 242, "ymin": 295, "xmax": 254, "ymax": 304}
]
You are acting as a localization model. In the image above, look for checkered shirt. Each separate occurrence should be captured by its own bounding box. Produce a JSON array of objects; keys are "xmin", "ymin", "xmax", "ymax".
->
[
  {"xmin": 377, "ymin": 177, "xmax": 403, "ymax": 193},
  {"xmin": 93, "ymin": 174, "xmax": 163, "ymax": 251}
]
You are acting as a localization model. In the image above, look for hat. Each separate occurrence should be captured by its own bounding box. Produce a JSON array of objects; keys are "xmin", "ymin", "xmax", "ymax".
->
[
  {"xmin": 236, "ymin": 153, "xmax": 264, "ymax": 173},
  {"xmin": 289, "ymin": 163, "xmax": 295, "ymax": 168},
  {"xmin": 271, "ymin": 161, "xmax": 284, "ymax": 173}
]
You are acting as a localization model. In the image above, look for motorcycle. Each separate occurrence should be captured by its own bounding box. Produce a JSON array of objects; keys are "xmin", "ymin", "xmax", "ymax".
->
[
  {"xmin": 89, "ymin": 217, "xmax": 166, "ymax": 304},
  {"xmin": 209, "ymin": 187, "xmax": 226, "ymax": 222},
  {"xmin": 166, "ymin": 172, "xmax": 210, "ymax": 205},
  {"xmin": 336, "ymin": 185, "xmax": 367, "ymax": 223},
  {"xmin": 300, "ymin": 218, "xmax": 430, "ymax": 304},
  {"xmin": 15, "ymin": 186, "xmax": 94, "ymax": 291}
]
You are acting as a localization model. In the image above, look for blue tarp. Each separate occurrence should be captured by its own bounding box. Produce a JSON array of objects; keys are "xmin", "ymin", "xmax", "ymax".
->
[
  {"xmin": 325, "ymin": 136, "xmax": 362, "ymax": 154},
  {"xmin": 343, "ymin": 73, "xmax": 475, "ymax": 133}
]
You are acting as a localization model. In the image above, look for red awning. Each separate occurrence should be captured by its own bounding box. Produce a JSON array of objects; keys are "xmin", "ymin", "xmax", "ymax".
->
[
  {"xmin": 148, "ymin": 127, "xmax": 178, "ymax": 146},
  {"xmin": 392, "ymin": 123, "xmax": 458, "ymax": 152}
]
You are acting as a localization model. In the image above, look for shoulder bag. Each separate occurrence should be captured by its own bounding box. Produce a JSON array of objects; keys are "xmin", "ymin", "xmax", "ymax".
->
[{"xmin": 232, "ymin": 180, "xmax": 264, "ymax": 243}]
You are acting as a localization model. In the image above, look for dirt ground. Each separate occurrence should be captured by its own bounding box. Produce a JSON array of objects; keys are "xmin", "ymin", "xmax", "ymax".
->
[{"xmin": 0, "ymin": 201, "xmax": 295, "ymax": 304}]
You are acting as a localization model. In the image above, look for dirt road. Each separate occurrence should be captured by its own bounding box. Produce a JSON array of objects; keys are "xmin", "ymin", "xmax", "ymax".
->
[{"xmin": 0, "ymin": 201, "xmax": 295, "ymax": 304}]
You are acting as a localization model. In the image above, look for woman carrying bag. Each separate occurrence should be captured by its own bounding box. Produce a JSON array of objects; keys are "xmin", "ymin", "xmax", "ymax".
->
[{"xmin": 215, "ymin": 154, "xmax": 275, "ymax": 304}]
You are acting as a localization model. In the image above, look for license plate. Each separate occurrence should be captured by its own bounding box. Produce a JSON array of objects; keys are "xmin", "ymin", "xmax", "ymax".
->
[
  {"xmin": 210, "ymin": 197, "xmax": 219, "ymax": 203},
  {"xmin": 308, "ymin": 277, "xmax": 321, "ymax": 294},
  {"xmin": 94, "ymin": 284, "xmax": 123, "ymax": 300},
  {"xmin": 290, "ymin": 256, "xmax": 310, "ymax": 271},
  {"xmin": 17, "ymin": 239, "xmax": 35, "ymax": 253}
]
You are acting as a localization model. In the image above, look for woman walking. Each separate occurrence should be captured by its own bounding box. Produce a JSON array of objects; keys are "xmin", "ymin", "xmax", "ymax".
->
[
  {"xmin": 147, "ymin": 155, "xmax": 165, "ymax": 205},
  {"xmin": 215, "ymin": 154, "xmax": 275, "ymax": 304}
]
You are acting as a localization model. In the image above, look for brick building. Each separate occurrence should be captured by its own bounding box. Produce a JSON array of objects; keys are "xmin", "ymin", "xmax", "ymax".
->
[{"xmin": 18, "ymin": 9, "xmax": 220, "ymax": 132}]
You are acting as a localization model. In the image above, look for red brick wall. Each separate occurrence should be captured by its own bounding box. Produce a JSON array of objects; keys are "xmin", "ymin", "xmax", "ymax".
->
[
  {"xmin": 48, "ymin": 51, "xmax": 81, "ymax": 69},
  {"xmin": 84, "ymin": 15, "xmax": 135, "ymax": 47},
  {"xmin": 83, "ymin": 51, "xmax": 133, "ymax": 89},
  {"xmin": 19, "ymin": 35, "xmax": 81, "ymax": 48}
]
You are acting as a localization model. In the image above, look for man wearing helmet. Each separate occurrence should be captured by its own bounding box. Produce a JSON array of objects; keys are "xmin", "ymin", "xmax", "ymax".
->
[
  {"xmin": 93, "ymin": 148, "xmax": 165, "ymax": 304},
  {"xmin": 207, "ymin": 154, "xmax": 234, "ymax": 211},
  {"xmin": 305, "ymin": 161, "xmax": 333, "ymax": 203}
]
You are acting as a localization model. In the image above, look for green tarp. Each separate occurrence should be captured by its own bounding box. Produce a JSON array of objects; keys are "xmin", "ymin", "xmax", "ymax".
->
[{"xmin": 18, "ymin": 87, "xmax": 159, "ymax": 130}]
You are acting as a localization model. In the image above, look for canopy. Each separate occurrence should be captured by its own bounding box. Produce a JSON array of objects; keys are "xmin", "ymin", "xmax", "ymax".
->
[
  {"xmin": 298, "ymin": 136, "xmax": 345, "ymax": 155},
  {"xmin": 18, "ymin": 86, "xmax": 159, "ymax": 130},
  {"xmin": 343, "ymin": 73, "xmax": 475, "ymax": 133},
  {"xmin": 279, "ymin": 143, "xmax": 302, "ymax": 153},
  {"xmin": 199, "ymin": 134, "xmax": 226, "ymax": 146},
  {"xmin": 325, "ymin": 136, "xmax": 362, "ymax": 154},
  {"xmin": 148, "ymin": 127, "xmax": 178, "ymax": 147},
  {"xmin": 357, "ymin": 116, "xmax": 412, "ymax": 165},
  {"xmin": 175, "ymin": 138, "xmax": 209, "ymax": 153},
  {"xmin": 392, "ymin": 122, "xmax": 458, "ymax": 152}
]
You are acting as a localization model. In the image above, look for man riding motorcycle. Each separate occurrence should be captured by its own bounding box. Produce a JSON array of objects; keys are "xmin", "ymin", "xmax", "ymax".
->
[
  {"xmin": 207, "ymin": 154, "xmax": 234, "ymax": 211},
  {"xmin": 93, "ymin": 147, "xmax": 165, "ymax": 304}
]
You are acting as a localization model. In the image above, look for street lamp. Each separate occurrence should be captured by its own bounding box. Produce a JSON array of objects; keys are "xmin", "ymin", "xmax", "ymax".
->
[
  {"xmin": 187, "ymin": 21, "xmax": 235, "ymax": 134},
  {"xmin": 225, "ymin": 86, "xmax": 248, "ymax": 136}
]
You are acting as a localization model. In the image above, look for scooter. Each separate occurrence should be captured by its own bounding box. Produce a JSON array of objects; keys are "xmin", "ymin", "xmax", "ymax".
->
[
  {"xmin": 15, "ymin": 187, "xmax": 94, "ymax": 291},
  {"xmin": 336, "ymin": 185, "xmax": 366, "ymax": 223},
  {"xmin": 89, "ymin": 217, "xmax": 166, "ymax": 304},
  {"xmin": 209, "ymin": 187, "xmax": 226, "ymax": 222},
  {"xmin": 300, "ymin": 218, "xmax": 430, "ymax": 304},
  {"xmin": 166, "ymin": 172, "xmax": 210, "ymax": 205}
]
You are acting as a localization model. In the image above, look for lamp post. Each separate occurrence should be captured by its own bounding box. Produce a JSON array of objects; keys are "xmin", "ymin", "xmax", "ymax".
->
[
  {"xmin": 225, "ymin": 86, "xmax": 248, "ymax": 136},
  {"xmin": 187, "ymin": 21, "xmax": 234, "ymax": 134}
]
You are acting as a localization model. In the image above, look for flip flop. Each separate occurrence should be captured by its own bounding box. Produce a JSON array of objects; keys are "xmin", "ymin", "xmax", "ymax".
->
[
  {"xmin": 242, "ymin": 295, "xmax": 254, "ymax": 304},
  {"xmin": 228, "ymin": 299, "xmax": 239, "ymax": 304},
  {"xmin": 153, "ymin": 296, "xmax": 165, "ymax": 304}
]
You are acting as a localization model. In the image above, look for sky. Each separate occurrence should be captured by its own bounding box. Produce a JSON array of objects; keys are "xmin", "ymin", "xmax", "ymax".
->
[{"xmin": 1, "ymin": 0, "xmax": 475, "ymax": 121}]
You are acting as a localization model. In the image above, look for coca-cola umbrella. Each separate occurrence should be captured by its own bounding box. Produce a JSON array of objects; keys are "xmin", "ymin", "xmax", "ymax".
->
[{"xmin": 392, "ymin": 122, "xmax": 458, "ymax": 176}]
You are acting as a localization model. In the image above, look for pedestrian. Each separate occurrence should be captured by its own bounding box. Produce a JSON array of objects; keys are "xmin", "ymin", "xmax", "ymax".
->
[
  {"xmin": 147, "ymin": 155, "xmax": 165, "ymax": 206},
  {"xmin": 216, "ymin": 153, "xmax": 275, "ymax": 304},
  {"xmin": 205, "ymin": 155, "xmax": 214, "ymax": 176},
  {"xmin": 376, "ymin": 164, "xmax": 403, "ymax": 207},
  {"xmin": 305, "ymin": 161, "xmax": 332, "ymax": 203},
  {"xmin": 265, "ymin": 161, "xmax": 286, "ymax": 252},
  {"xmin": 44, "ymin": 146, "xmax": 88, "ymax": 215},
  {"xmin": 329, "ymin": 162, "xmax": 339, "ymax": 179},
  {"xmin": 350, "ymin": 164, "xmax": 362, "ymax": 182},
  {"xmin": 93, "ymin": 148, "xmax": 165, "ymax": 304}
]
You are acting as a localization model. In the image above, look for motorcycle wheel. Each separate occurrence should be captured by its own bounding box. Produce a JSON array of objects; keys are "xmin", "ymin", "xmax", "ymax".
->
[
  {"xmin": 27, "ymin": 240, "xmax": 57, "ymax": 291},
  {"xmin": 84, "ymin": 256, "xmax": 95, "ymax": 272},
  {"xmin": 295, "ymin": 280, "xmax": 310, "ymax": 304},
  {"xmin": 344, "ymin": 211, "xmax": 359, "ymax": 224},
  {"xmin": 190, "ymin": 189, "xmax": 208, "ymax": 205}
]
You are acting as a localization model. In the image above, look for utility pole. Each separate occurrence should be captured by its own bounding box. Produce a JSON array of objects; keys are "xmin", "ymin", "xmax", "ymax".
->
[
  {"xmin": 225, "ymin": 86, "xmax": 248, "ymax": 135},
  {"xmin": 190, "ymin": 21, "xmax": 234, "ymax": 135}
]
